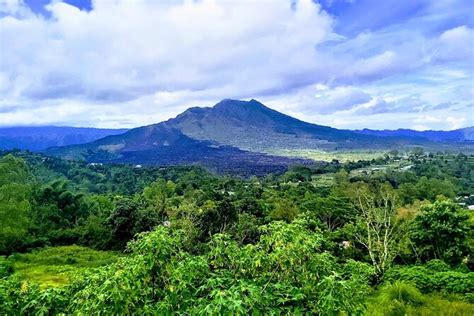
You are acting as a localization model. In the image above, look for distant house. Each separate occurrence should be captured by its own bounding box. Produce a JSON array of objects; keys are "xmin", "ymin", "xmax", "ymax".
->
[
  {"xmin": 134, "ymin": 164, "xmax": 143, "ymax": 168},
  {"xmin": 89, "ymin": 162, "xmax": 103, "ymax": 166},
  {"xmin": 468, "ymin": 205, "xmax": 474, "ymax": 211}
]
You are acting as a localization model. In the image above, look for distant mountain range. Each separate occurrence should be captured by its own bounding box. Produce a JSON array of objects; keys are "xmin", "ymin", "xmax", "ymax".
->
[
  {"xmin": 0, "ymin": 126, "xmax": 128, "ymax": 151},
  {"xmin": 1, "ymin": 99, "xmax": 472, "ymax": 170},
  {"xmin": 354, "ymin": 127, "xmax": 474, "ymax": 143}
]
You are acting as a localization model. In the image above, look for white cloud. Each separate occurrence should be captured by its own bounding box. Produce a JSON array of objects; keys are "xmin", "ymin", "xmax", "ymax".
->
[
  {"xmin": 347, "ymin": 51, "xmax": 399, "ymax": 81},
  {"xmin": 2, "ymin": 0, "xmax": 334, "ymax": 99},
  {"xmin": 0, "ymin": 0, "xmax": 339, "ymax": 125},
  {"xmin": 0, "ymin": 0, "xmax": 472, "ymax": 130},
  {"xmin": 435, "ymin": 25, "xmax": 474, "ymax": 61},
  {"xmin": 309, "ymin": 85, "xmax": 372, "ymax": 114},
  {"xmin": 0, "ymin": 0, "xmax": 30, "ymax": 15}
]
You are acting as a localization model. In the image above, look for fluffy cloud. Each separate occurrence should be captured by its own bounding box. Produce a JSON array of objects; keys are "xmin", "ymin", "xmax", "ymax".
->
[
  {"xmin": 0, "ymin": 0, "xmax": 472, "ymax": 130},
  {"xmin": 355, "ymin": 95, "xmax": 428, "ymax": 115},
  {"xmin": 1, "ymin": 0, "xmax": 332, "ymax": 102},
  {"xmin": 300, "ymin": 85, "xmax": 372, "ymax": 114},
  {"xmin": 436, "ymin": 26, "xmax": 474, "ymax": 61}
]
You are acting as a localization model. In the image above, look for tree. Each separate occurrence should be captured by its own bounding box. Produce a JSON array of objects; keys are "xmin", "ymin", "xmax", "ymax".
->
[
  {"xmin": 410, "ymin": 199, "xmax": 472, "ymax": 264},
  {"xmin": 143, "ymin": 179, "xmax": 176, "ymax": 218},
  {"xmin": 196, "ymin": 197, "xmax": 237, "ymax": 236},
  {"xmin": 269, "ymin": 199, "xmax": 298, "ymax": 222},
  {"xmin": 0, "ymin": 155, "xmax": 32, "ymax": 254},
  {"xmin": 350, "ymin": 182, "xmax": 403, "ymax": 277},
  {"xmin": 30, "ymin": 180, "xmax": 90, "ymax": 245},
  {"xmin": 301, "ymin": 192, "xmax": 356, "ymax": 231},
  {"xmin": 230, "ymin": 213, "xmax": 260, "ymax": 244},
  {"xmin": 33, "ymin": 180, "xmax": 89, "ymax": 228},
  {"xmin": 107, "ymin": 198, "xmax": 140, "ymax": 248}
]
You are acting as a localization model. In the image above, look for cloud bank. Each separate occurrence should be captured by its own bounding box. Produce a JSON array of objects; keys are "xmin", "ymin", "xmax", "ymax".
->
[{"xmin": 0, "ymin": 0, "xmax": 472, "ymax": 130}]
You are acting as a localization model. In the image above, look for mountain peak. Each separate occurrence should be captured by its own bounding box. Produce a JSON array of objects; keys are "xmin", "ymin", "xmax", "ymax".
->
[
  {"xmin": 214, "ymin": 99, "xmax": 249, "ymax": 108},
  {"xmin": 214, "ymin": 98, "xmax": 265, "ymax": 109}
]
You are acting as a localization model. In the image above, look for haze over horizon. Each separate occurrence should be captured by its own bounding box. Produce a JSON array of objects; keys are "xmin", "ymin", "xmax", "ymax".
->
[{"xmin": 1, "ymin": 0, "xmax": 473, "ymax": 131}]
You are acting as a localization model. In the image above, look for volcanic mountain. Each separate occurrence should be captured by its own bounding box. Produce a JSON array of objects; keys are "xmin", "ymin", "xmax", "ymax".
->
[
  {"xmin": 45, "ymin": 99, "xmax": 473, "ymax": 170},
  {"xmin": 45, "ymin": 122, "xmax": 312, "ymax": 175},
  {"xmin": 164, "ymin": 99, "xmax": 468, "ymax": 152}
]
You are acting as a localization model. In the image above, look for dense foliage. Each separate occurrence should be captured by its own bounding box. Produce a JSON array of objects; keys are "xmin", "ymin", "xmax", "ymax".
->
[{"xmin": 0, "ymin": 150, "xmax": 473, "ymax": 314}]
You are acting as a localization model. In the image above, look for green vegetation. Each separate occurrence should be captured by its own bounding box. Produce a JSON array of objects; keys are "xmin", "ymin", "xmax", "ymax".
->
[
  {"xmin": 0, "ymin": 150, "xmax": 473, "ymax": 314},
  {"xmin": 268, "ymin": 149, "xmax": 386, "ymax": 162},
  {"xmin": 366, "ymin": 282, "xmax": 474, "ymax": 315},
  {"xmin": 6, "ymin": 246, "xmax": 119, "ymax": 288}
]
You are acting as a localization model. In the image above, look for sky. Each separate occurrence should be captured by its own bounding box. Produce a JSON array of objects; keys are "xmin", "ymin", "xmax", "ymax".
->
[{"xmin": 0, "ymin": 0, "xmax": 473, "ymax": 130}]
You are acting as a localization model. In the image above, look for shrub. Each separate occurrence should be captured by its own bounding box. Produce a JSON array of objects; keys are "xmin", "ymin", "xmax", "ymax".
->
[
  {"xmin": 0, "ymin": 257, "xmax": 13, "ymax": 278},
  {"xmin": 366, "ymin": 281, "xmax": 426, "ymax": 316},
  {"xmin": 0, "ymin": 277, "xmax": 70, "ymax": 315},
  {"xmin": 382, "ymin": 281, "xmax": 425, "ymax": 306},
  {"xmin": 385, "ymin": 264, "xmax": 474, "ymax": 298},
  {"xmin": 425, "ymin": 259, "xmax": 452, "ymax": 272}
]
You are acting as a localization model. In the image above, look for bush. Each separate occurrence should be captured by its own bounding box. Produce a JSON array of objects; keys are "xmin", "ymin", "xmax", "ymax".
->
[
  {"xmin": 2, "ymin": 223, "xmax": 374, "ymax": 314},
  {"xmin": 0, "ymin": 277, "xmax": 70, "ymax": 315},
  {"xmin": 385, "ymin": 264, "xmax": 474, "ymax": 298},
  {"xmin": 383, "ymin": 281, "xmax": 425, "ymax": 306},
  {"xmin": 425, "ymin": 259, "xmax": 452, "ymax": 272},
  {"xmin": 366, "ymin": 281, "xmax": 426, "ymax": 315},
  {"xmin": 0, "ymin": 257, "xmax": 13, "ymax": 278}
]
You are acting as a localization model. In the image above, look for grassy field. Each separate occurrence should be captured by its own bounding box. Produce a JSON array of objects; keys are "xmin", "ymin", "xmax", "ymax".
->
[
  {"xmin": 5, "ymin": 246, "xmax": 120, "ymax": 288},
  {"xmin": 267, "ymin": 149, "xmax": 387, "ymax": 162}
]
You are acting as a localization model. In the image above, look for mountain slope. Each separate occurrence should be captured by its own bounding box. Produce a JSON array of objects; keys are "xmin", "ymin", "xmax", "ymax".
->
[
  {"xmin": 46, "ymin": 124, "xmax": 311, "ymax": 175},
  {"xmin": 166, "ymin": 99, "xmax": 456, "ymax": 152},
  {"xmin": 46, "ymin": 99, "xmax": 473, "ymax": 169},
  {"xmin": 166, "ymin": 99, "xmax": 367, "ymax": 151},
  {"xmin": 0, "ymin": 126, "xmax": 128, "ymax": 151}
]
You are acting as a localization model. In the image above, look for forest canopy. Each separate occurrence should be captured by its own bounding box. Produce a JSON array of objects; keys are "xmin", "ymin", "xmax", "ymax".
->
[{"xmin": 0, "ymin": 150, "xmax": 473, "ymax": 314}]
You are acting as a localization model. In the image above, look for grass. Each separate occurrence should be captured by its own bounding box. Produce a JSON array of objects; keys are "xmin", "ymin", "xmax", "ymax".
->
[
  {"xmin": 365, "ymin": 282, "xmax": 474, "ymax": 316},
  {"xmin": 7, "ymin": 245, "xmax": 120, "ymax": 288},
  {"xmin": 267, "ymin": 149, "xmax": 387, "ymax": 162}
]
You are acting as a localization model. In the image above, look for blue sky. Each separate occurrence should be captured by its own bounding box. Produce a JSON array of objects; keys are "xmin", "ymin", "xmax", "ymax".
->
[{"xmin": 0, "ymin": 0, "xmax": 472, "ymax": 130}]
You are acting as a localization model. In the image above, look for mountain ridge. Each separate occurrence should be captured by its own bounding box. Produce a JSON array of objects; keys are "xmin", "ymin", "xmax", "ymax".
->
[
  {"xmin": 166, "ymin": 99, "xmax": 374, "ymax": 152},
  {"xmin": 164, "ymin": 99, "xmax": 473, "ymax": 152},
  {"xmin": 0, "ymin": 126, "xmax": 128, "ymax": 151},
  {"xmin": 6, "ymin": 100, "xmax": 473, "ymax": 169},
  {"xmin": 353, "ymin": 127, "xmax": 474, "ymax": 143},
  {"xmin": 46, "ymin": 123, "xmax": 313, "ymax": 175}
]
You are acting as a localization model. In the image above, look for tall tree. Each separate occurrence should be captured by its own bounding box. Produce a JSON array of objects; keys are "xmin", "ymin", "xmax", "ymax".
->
[{"xmin": 350, "ymin": 182, "xmax": 403, "ymax": 277}]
